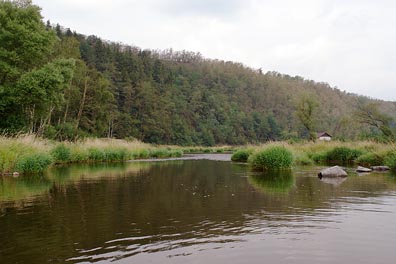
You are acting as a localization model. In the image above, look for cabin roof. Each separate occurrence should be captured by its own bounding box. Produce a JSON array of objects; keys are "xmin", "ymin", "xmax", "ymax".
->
[{"xmin": 317, "ymin": 132, "xmax": 332, "ymax": 138}]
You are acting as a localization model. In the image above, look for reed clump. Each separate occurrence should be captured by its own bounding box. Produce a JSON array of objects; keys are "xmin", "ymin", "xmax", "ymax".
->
[
  {"xmin": 231, "ymin": 149, "xmax": 253, "ymax": 162},
  {"xmin": 248, "ymin": 146, "xmax": 293, "ymax": 170}
]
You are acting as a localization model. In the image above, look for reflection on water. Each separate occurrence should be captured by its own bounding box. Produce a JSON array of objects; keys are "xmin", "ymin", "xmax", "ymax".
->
[
  {"xmin": 249, "ymin": 170, "xmax": 295, "ymax": 194},
  {"xmin": 1, "ymin": 158, "xmax": 396, "ymax": 264}
]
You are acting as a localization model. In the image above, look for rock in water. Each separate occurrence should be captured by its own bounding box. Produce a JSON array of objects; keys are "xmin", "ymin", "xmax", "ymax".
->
[
  {"xmin": 356, "ymin": 166, "xmax": 372, "ymax": 173},
  {"xmin": 318, "ymin": 166, "xmax": 347, "ymax": 178},
  {"xmin": 371, "ymin": 166, "xmax": 390, "ymax": 171}
]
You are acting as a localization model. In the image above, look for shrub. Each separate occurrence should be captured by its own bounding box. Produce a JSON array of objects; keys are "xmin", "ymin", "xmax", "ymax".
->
[
  {"xmin": 231, "ymin": 149, "xmax": 252, "ymax": 162},
  {"xmin": 136, "ymin": 149, "xmax": 150, "ymax": 159},
  {"xmin": 309, "ymin": 152, "xmax": 326, "ymax": 163},
  {"xmin": 294, "ymin": 153, "xmax": 314, "ymax": 165},
  {"xmin": 51, "ymin": 144, "xmax": 71, "ymax": 163},
  {"xmin": 324, "ymin": 147, "xmax": 363, "ymax": 163},
  {"xmin": 15, "ymin": 153, "xmax": 52, "ymax": 173},
  {"xmin": 69, "ymin": 147, "xmax": 89, "ymax": 163},
  {"xmin": 203, "ymin": 148, "xmax": 212, "ymax": 153},
  {"xmin": 356, "ymin": 152, "xmax": 384, "ymax": 166},
  {"xmin": 88, "ymin": 148, "xmax": 106, "ymax": 161},
  {"xmin": 384, "ymin": 152, "xmax": 396, "ymax": 170},
  {"xmin": 170, "ymin": 149, "xmax": 183, "ymax": 157},
  {"xmin": 150, "ymin": 148, "xmax": 169, "ymax": 158},
  {"xmin": 248, "ymin": 146, "xmax": 293, "ymax": 170}
]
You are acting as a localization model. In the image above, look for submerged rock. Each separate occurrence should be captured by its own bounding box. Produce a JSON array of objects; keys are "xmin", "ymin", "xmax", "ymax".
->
[
  {"xmin": 371, "ymin": 166, "xmax": 390, "ymax": 171},
  {"xmin": 356, "ymin": 166, "xmax": 372, "ymax": 173},
  {"xmin": 318, "ymin": 166, "xmax": 347, "ymax": 178}
]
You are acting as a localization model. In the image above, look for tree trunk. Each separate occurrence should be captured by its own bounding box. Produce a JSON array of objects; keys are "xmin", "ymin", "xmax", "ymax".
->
[{"xmin": 75, "ymin": 75, "xmax": 88, "ymax": 130}]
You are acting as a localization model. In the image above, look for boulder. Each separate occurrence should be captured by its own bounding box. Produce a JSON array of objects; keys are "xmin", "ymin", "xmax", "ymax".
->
[
  {"xmin": 356, "ymin": 166, "xmax": 372, "ymax": 173},
  {"xmin": 371, "ymin": 166, "xmax": 390, "ymax": 171},
  {"xmin": 318, "ymin": 166, "xmax": 347, "ymax": 178}
]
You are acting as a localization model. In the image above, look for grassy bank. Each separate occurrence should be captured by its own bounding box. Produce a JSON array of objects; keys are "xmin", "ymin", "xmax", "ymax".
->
[
  {"xmin": 0, "ymin": 135, "xmax": 185, "ymax": 175},
  {"xmin": 232, "ymin": 141, "xmax": 396, "ymax": 171}
]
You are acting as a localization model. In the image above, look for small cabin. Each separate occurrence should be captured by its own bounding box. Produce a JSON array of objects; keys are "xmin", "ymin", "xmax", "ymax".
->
[{"xmin": 317, "ymin": 132, "xmax": 332, "ymax": 141}]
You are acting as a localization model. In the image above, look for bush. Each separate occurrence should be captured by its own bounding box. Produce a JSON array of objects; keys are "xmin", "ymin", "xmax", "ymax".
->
[
  {"xmin": 248, "ymin": 146, "xmax": 293, "ymax": 170},
  {"xmin": 136, "ymin": 149, "xmax": 150, "ymax": 159},
  {"xmin": 150, "ymin": 148, "xmax": 169, "ymax": 158},
  {"xmin": 15, "ymin": 153, "xmax": 52, "ymax": 173},
  {"xmin": 356, "ymin": 152, "xmax": 384, "ymax": 166},
  {"xmin": 324, "ymin": 147, "xmax": 363, "ymax": 163},
  {"xmin": 51, "ymin": 144, "xmax": 71, "ymax": 163},
  {"xmin": 309, "ymin": 152, "xmax": 326, "ymax": 163},
  {"xmin": 294, "ymin": 153, "xmax": 314, "ymax": 165},
  {"xmin": 170, "ymin": 149, "xmax": 183, "ymax": 157},
  {"xmin": 231, "ymin": 149, "xmax": 252, "ymax": 162},
  {"xmin": 88, "ymin": 148, "xmax": 106, "ymax": 161},
  {"xmin": 69, "ymin": 147, "xmax": 89, "ymax": 162},
  {"xmin": 384, "ymin": 152, "xmax": 396, "ymax": 170}
]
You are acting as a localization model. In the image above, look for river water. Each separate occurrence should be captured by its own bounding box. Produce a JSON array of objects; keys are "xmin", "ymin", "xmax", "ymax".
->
[{"xmin": 1, "ymin": 154, "xmax": 396, "ymax": 263}]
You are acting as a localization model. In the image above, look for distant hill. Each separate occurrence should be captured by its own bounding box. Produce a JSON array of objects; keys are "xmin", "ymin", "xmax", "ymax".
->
[{"xmin": 1, "ymin": 1, "xmax": 394, "ymax": 145}]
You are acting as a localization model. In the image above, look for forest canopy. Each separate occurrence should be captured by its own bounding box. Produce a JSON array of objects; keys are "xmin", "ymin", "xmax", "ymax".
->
[{"xmin": 0, "ymin": 0, "xmax": 395, "ymax": 145}]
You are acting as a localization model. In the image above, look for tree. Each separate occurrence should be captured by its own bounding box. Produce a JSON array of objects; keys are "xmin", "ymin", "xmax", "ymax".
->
[
  {"xmin": 354, "ymin": 98, "xmax": 395, "ymax": 140},
  {"xmin": 15, "ymin": 59, "xmax": 75, "ymax": 133},
  {"xmin": 0, "ymin": 0, "xmax": 57, "ymax": 131},
  {"xmin": 296, "ymin": 93, "xmax": 319, "ymax": 141},
  {"xmin": 0, "ymin": 1, "xmax": 56, "ymax": 85}
]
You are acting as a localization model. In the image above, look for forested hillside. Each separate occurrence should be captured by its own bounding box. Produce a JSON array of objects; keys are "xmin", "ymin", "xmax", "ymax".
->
[{"xmin": 1, "ymin": 1, "xmax": 395, "ymax": 145}]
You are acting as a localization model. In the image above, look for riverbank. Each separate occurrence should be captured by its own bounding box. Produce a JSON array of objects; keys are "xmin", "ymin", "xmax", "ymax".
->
[
  {"xmin": 0, "ymin": 135, "xmax": 234, "ymax": 175},
  {"xmin": 1, "ymin": 136, "xmax": 396, "ymax": 175},
  {"xmin": 232, "ymin": 141, "xmax": 396, "ymax": 170}
]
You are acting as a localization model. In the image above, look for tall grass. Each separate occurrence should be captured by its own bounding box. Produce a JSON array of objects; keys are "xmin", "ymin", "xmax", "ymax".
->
[
  {"xmin": 234, "ymin": 140, "xmax": 396, "ymax": 170},
  {"xmin": 231, "ymin": 149, "xmax": 253, "ymax": 162},
  {"xmin": 248, "ymin": 146, "xmax": 293, "ymax": 170},
  {"xmin": 0, "ymin": 136, "xmax": 187, "ymax": 175},
  {"xmin": 0, "ymin": 134, "xmax": 51, "ymax": 174}
]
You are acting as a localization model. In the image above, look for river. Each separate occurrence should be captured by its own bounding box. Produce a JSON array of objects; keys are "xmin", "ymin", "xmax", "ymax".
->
[{"xmin": 1, "ymin": 154, "xmax": 396, "ymax": 263}]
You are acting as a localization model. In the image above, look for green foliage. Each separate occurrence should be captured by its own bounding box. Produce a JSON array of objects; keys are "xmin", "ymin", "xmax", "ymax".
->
[
  {"xmin": 356, "ymin": 152, "xmax": 384, "ymax": 166},
  {"xmin": 355, "ymin": 99, "xmax": 395, "ymax": 141},
  {"xmin": 1, "ymin": 2, "xmax": 396, "ymax": 144},
  {"xmin": 88, "ymin": 148, "xmax": 106, "ymax": 161},
  {"xmin": 15, "ymin": 153, "xmax": 52, "ymax": 174},
  {"xmin": 103, "ymin": 148, "xmax": 129, "ymax": 161},
  {"xmin": 294, "ymin": 153, "xmax": 314, "ymax": 165},
  {"xmin": 231, "ymin": 149, "xmax": 252, "ymax": 162},
  {"xmin": 248, "ymin": 146, "xmax": 293, "ymax": 170},
  {"xmin": 310, "ymin": 152, "xmax": 327, "ymax": 163},
  {"xmin": 51, "ymin": 144, "xmax": 71, "ymax": 163},
  {"xmin": 295, "ymin": 93, "xmax": 319, "ymax": 141},
  {"xmin": 384, "ymin": 152, "xmax": 396, "ymax": 170},
  {"xmin": 324, "ymin": 147, "xmax": 363, "ymax": 164},
  {"xmin": 134, "ymin": 149, "xmax": 150, "ymax": 159}
]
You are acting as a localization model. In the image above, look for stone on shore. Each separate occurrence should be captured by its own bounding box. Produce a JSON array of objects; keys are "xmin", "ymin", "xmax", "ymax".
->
[
  {"xmin": 371, "ymin": 166, "xmax": 390, "ymax": 171},
  {"xmin": 356, "ymin": 166, "xmax": 372, "ymax": 173},
  {"xmin": 318, "ymin": 166, "xmax": 347, "ymax": 178}
]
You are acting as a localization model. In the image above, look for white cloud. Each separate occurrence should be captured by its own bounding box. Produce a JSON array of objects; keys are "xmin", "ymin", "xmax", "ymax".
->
[{"xmin": 33, "ymin": 0, "xmax": 396, "ymax": 101}]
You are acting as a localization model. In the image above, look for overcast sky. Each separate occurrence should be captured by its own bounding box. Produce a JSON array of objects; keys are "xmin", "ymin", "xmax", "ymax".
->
[{"xmin": 34, "ymin": 0, "xmax": 396, "ymax": 101}]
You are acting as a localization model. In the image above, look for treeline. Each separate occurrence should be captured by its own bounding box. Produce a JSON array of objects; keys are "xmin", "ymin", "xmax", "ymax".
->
[{"xmin": 1, "ymin": 1, "xmax": 395, "ymax": 145}]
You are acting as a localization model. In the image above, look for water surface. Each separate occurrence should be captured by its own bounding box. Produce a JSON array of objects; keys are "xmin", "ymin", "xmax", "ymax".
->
[{"xmin": 1, "ymin": 155, "xmax": 396, "ymax": 263}]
